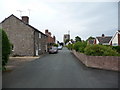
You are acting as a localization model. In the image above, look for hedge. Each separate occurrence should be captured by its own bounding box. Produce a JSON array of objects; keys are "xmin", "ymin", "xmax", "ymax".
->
[
  {"xmin": 73, "ymin": 41, "xmax": 87, "ymax": 53},
  {"xmin": 112, "ymin": 46, "xmax": 120, "ymax": 54},
  {"xmin": 84, "ymin": 44, "xmax": 119, "ymax": 56},
  {"xmin": 1, "ymin": 29, "xmax": 11, "ymax": 71},
  {"xmin": 66, "ymin": 44, "xmax": 74, "ymax": 50}
]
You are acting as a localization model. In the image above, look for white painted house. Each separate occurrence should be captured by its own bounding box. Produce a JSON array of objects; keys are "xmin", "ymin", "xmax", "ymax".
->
[
  {"xmin": 109, "ymin": 30, "xmax": 120, "ymax": 46},
  {"xmin": 94, "ymin": 34, "xmax": 112, "ymax": 45}
]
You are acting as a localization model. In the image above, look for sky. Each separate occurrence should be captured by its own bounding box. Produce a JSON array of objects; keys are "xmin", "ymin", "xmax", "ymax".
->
[{"xmin": 0, "ymin": 0, "xmax": 119, "ymax": 42}]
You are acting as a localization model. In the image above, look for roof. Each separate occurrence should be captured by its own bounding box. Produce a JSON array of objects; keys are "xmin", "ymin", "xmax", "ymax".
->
[
  {"xmin": 88, "ymin": 39, "xmax": 94, "ymax": 44},
  {"xmin": 96, "ymin": 36, "xmax": 112, "ymax": 44},
  {"xmin": 0, "ymin": 14, "xmax": 47, "ymax": 37}
]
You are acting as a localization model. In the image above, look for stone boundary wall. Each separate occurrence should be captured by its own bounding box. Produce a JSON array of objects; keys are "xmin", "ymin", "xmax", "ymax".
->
[{"xmin": 72, "ymin": 50, "xmax": 120, "ymax": 71}]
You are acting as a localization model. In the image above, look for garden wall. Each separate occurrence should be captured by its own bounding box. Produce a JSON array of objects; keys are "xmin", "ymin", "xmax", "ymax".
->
[{"xmin": 72, "ymin": 50, "xmax": 120, "ymax": 71}]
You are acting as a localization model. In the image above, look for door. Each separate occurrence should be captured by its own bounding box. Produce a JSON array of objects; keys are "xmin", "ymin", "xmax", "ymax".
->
[{"xmin": 36, "ymin": 50, "xmax": 38, "ymax": 56}]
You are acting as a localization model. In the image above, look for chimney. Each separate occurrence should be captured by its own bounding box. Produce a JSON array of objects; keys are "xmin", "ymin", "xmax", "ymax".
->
[
  {"xmin": 102, "ymin": 34, "xmax": 105, "ymax": 37},
  {"xmin": 22, "ymin": 16, "xmax": 29, "ymax": 24},
  {"xmin": 45, "ymin": 29, "xmax": 48, "ymax": 34},
  {"xmin": 48, "ymin": 32, "xmax": 51, "ymax": 36}
]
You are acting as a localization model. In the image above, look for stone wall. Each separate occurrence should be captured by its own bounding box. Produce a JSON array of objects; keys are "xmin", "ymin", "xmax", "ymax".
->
[
  {"xmin": 72, "ymin": 50, "xmax": 120, "ymax": 71},
  {"xmin": 34, "ymin": 31, "xmax": 47, "ymax": 55},
  {"xmin": 2, "ymin": 15, "xmax": 34, "ymax": 56}
]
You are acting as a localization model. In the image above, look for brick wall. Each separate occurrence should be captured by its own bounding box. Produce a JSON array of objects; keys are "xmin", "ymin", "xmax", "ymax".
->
[
  {"xmin": 72, "ymin": 50, "xmax": 120, "ymax": 71},
  {"xmin": 118, "ymin": 33, "xmax": 120, "ymax": 45}
]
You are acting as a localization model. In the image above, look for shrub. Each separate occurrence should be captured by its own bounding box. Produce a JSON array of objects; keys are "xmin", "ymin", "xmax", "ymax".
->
[
  {"xmin": 78, "ymin": 41, "xmax": 87, "ymax": 53},
  {"xmin": 1, "ymin": 29, "xmax": 11, "ymax": 71},
  {"xmin": 73, "ymin": 42, "xmax": 81, "ymax": 51},
  {"xmin": 67, "ymin": 44, "xmax": 74, "ymax": 50},
  {"xmin": 73, "ymin": 41, "xmax": 87, "ymax": 53},
  {"xmin": 84, "ymin": 44, "xmax": 119, "ymax": 56},
  {"xmin": 112, "ymin": 46, "xmax": 120, "ymax": 54},
  {"xmin": 53, "ymin": 43, "xmax": 58, "ymax": 47}
]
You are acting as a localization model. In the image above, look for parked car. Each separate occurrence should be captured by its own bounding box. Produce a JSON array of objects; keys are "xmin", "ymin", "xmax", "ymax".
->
[
  {"xmin": 49, "ymin": 47, "xmax": 58, "ymax": 54},
  {"xmin": 57, "ymin": 46, "xmax": 63, "ymax": 50}
]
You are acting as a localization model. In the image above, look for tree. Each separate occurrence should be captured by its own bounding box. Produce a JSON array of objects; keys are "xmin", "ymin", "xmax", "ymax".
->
[
  {"xmin": 1, "ymin": 29, "xmax": 11, "ymax": 71},
  {"xmin": 86, "ymin": 36, "xmax": 95, "ymax": 41},
  {"xmin": 65, "ymin": 39, "xmax": 69, "ymax": 44},
  {"xmin": 75, "ymin": 36, "xmax": 81, "ymax": 42},
  {"xmin": 53, "ymin": 43, "xmax": 58, "ymax": 47}
]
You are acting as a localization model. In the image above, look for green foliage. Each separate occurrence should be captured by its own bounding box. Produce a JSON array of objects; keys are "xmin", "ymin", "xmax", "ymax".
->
[
  {"xmin": 78, "ymin": 41, "xmax": 87, "ymax": 53},
  {"xmin": 73, "ymin": 42, "xmax": 81, "ymax": 51},
  {"xmin": 73, "ymin": 41, "xmax": 87, "ymax": 53},
  {"xmin": 1, "ymin": 29, "xmax": 11, "ymax": 70},
  {"xmin": 66, "ymin": 44, "xmax": 74, "ymax": 50},
  {"xmin": 75, "ymin": 36, "xmax": 81, "ymax": 42},
  {"xmin": 53, "ymin": 43, "xmax": 58, "ymax": 47},
  {"xmin": 84, "ymin": 44, "xmax": 119, "ymax": 56},
  {"xmin": 65, "ymin": 39, "xmax": 69, "ymax": 44},
  {"xmin": 112, "ymin": 46, "xmax": 120, "ymax": 54}
]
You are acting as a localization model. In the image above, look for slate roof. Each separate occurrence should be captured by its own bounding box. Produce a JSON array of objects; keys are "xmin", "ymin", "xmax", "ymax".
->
[
  {"xmin": 0, "ymin": 14, "xmax": 47, "ymax": 37},
  {"xmin": 96, "ymin": 36, "xmax": 112, "ymax": 44},
  {"xmin": 88, "ymin": 39, "xmax": 94, "ymax": 44}
]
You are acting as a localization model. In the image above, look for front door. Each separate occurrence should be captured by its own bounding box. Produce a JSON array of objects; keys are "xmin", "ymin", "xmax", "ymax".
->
[{"xmin": 36, "ymin": 50, "xmax": 38, "ymax": 56}]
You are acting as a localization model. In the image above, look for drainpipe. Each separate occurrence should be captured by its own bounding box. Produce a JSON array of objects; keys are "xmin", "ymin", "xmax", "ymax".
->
[{"xmin": 34, "ymin": 31, "xmax": 36, "ymax": 56}]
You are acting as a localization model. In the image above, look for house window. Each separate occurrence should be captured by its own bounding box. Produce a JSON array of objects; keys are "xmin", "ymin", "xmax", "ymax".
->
[
  {"xmin": 39, "ymin": 33, "xmax": 41, "ymax": 38},
  {"xmin": 39, "ymin": 43, "xmax": 41, "ymax": 50},
  {"xmin": 112, "ymin": 43, "xmax": 118, "ymax": 46},
  {"xmin": 11, "ymin": 44, "xmax": 14, "ymax": 51}
]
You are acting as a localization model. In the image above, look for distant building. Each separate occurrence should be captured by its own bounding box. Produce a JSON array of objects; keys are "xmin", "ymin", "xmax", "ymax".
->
[
  {"xmin": 110, "ymin": 30, "xmax": 120, "ymax": 46},
  {"xmin": 94, "ymin": 34, "xmax": 112, "ymax": 45},
  {"xmin": 87, "ymin": 39, "xmax": 94, "ymax": 44},
  {"xmin": 63, "ymin": 34, "xmax": 70, "ymax": 44},
  {"xmin": 45, "ymin": 29, "xmax": 56, "ymax": 50},
  {"xmin": 0, "ymin": 14, "xmax": 48, "ymax": 56},
  {"xmin": 88, "ymin": 30, "xmax": 120, "ymax": 46}
]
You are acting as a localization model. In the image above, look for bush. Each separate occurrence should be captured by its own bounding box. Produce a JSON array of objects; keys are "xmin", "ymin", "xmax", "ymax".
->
[
  {"xmin": 78, "ymin": 41, "xmax": 87, "ymax": 53},
  {"xmin": 112, "ymin": 46, "xmax": 120, "ymax": 54},
  {"xmin": 67, "ymin": 44, "xmax": 74, "ymax": 50},
  {"xmin": 84, "ymin": 44, "xmax": 119, "ymax": 56},
  {"xmin": 73, "ymin": 41, "xmax": 87, "ymax": 53},
  {"xmin": 2, "ymin": 29, "xmax": 11, "ymax": 70},
  {"xmin": 53, "ymin": 43, "xmax": 58, "ymax": 47}
]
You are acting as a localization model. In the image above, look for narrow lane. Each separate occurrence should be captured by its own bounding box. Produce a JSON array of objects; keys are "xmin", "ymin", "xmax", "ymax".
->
[{"xmin": 3, "ymin": 47, "xmax": 118, "ymax": 88}]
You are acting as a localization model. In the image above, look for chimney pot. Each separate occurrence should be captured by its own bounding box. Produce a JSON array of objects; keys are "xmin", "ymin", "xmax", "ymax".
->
[
  {"xmin": 102, "ymin": 34, "xmax": 105, "ymax": 37},
  {"xmin": 48, "ymin": 32, "xmax": 51, "ymax": 36}
]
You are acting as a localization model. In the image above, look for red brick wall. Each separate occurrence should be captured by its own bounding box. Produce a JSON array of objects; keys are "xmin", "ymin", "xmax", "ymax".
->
[
  {"xmin": 94, "ymin": 39, "xmax": 96, "ymax": 44},
  {"xmin": 118, "ymin": 33, "xmax": 120, "ymax": 45}
]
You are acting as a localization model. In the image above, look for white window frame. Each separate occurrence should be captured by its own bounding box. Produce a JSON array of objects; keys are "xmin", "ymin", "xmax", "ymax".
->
[{"xmin": 39, "ymin": 33, "xmax": 41, "ymax": 38}]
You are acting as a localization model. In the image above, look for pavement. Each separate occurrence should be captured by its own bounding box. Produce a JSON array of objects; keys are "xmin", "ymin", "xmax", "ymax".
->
[
  {"xmin": 2, "ymin": 47, "xmax": 118, "ymax": 88},
  {"xmin": 5, "ymin": 56, "xmax": 40, "ymax": 71}
]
